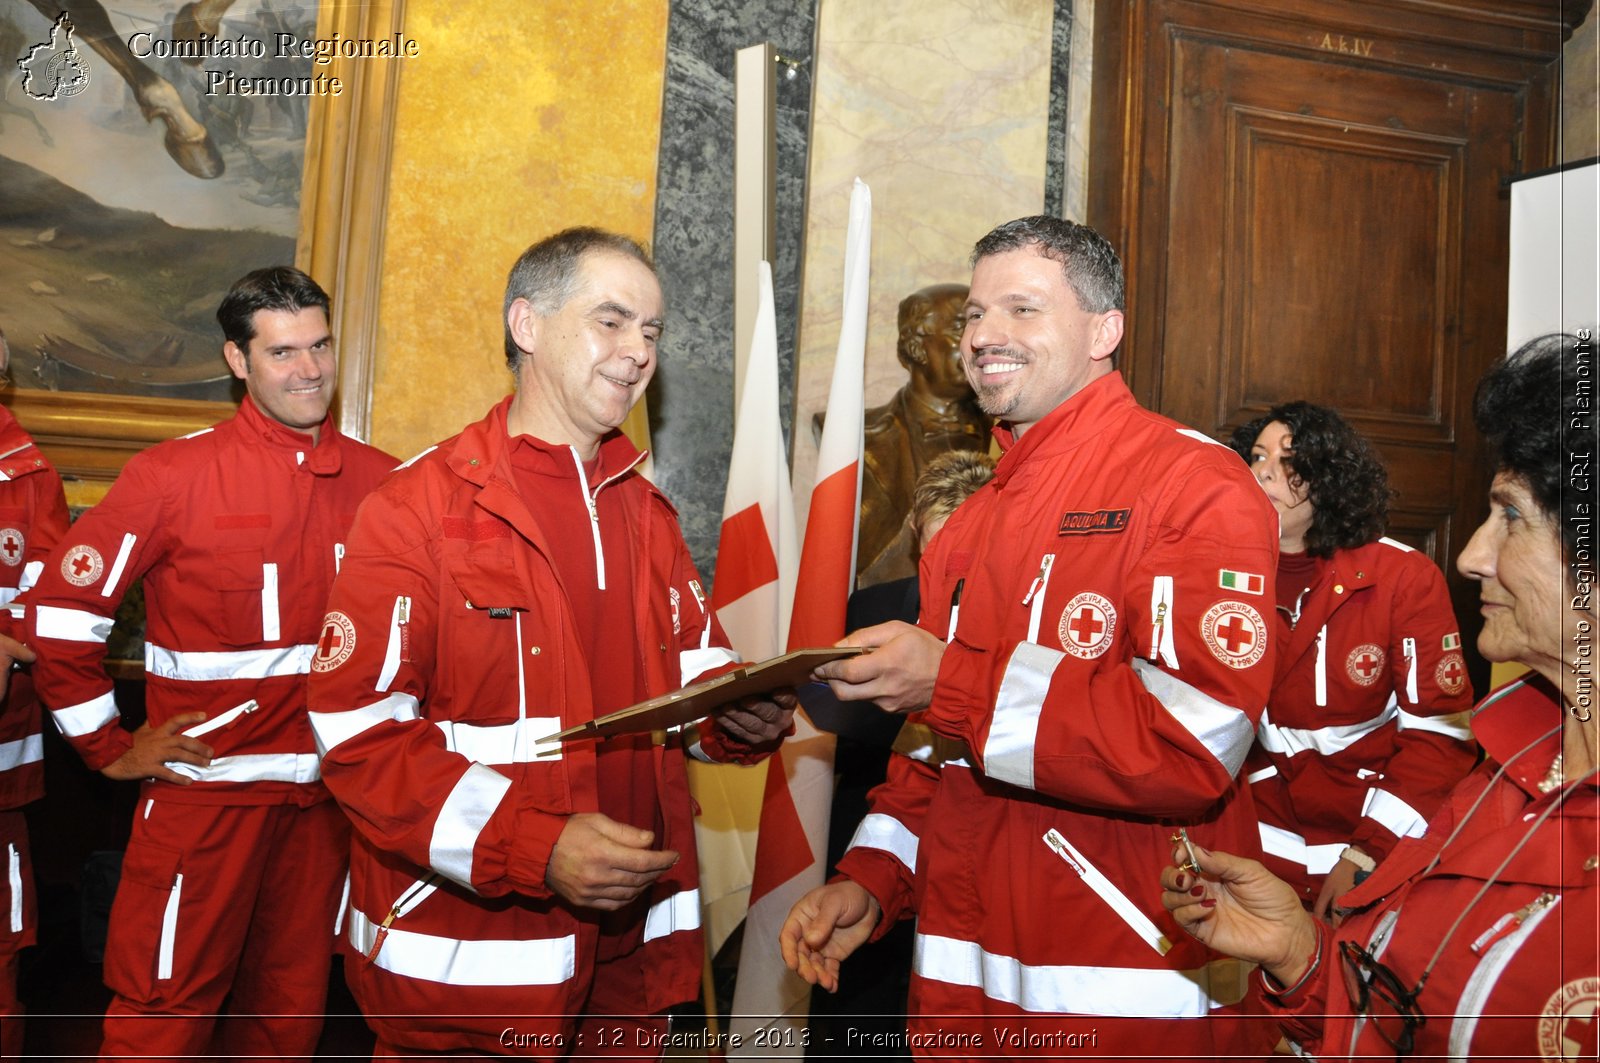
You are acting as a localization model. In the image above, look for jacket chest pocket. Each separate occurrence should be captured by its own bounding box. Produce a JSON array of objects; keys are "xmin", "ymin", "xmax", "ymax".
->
[{"xmin": 213, "ymin": 547, "xmax": 275, "ymax": 647}]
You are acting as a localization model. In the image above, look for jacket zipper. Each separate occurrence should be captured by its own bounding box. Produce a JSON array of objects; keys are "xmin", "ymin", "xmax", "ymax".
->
[
  {"xmin": 1021, "ymin": 553, "xmax": 1057, "ymax": 644},
  {"xmin": 1149, "ymin": 575, "xmax": 1176, "ymax": 667},
  {"xmin": 362, "ymin": 874, "xmax": 441, "ymax": 965},
  {"xmin": 1449, "ymin": 893, "xmax": 1560, "ymax": 1059}
]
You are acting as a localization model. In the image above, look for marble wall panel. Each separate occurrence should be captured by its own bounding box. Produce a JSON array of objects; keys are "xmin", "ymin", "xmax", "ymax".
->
[
  {"xmin": 792, "ymin": 0, "xmax": 1058, "ymax": 530},
  {"xmin": 368, "ymin": 0, "xmax": 669, "ymax": 460},
  {"xmin": 649, "ymin": 0, "xmax": 816, "ymax": 580}
]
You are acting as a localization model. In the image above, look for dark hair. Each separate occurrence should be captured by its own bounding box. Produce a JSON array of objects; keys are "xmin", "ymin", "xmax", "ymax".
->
[
  {"xmin": 502, "ymin": 227, "xmax": 655, "ymax": 370},
  {"xmin": 1229, "ymin": 401, "xmax": 1391, "ymax": 558},
  {"xmin": 216, "ymin": 267, "xmax": 330, "ymax": 355},
  {"xmin": 970, "ymin": 216, "xmax": 1124, "ymax": 313},
  {"xmin": 1474, "ymin": 332, "xmax": 1596, "ymax": 561}
]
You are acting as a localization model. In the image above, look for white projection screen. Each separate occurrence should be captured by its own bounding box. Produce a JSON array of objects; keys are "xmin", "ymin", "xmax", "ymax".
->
[{"xmin": 1508, "ymin": 158, "xmax": 1599, "ymax": 347}]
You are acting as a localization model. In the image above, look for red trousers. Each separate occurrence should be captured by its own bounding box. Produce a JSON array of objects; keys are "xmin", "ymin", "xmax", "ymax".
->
[
  {"xmin": 0, "ymin": 810, "xmax": 35, "ymax": 1058},
  {"xmin": 98, "ymin": 797, "xmax": 349, "ymax": 1063}
]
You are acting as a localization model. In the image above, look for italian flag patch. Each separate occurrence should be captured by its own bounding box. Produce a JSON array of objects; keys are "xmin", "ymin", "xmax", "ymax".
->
[
  {"xmin": 1443, "ymin": 632, "xmax": 1461, "ymax": 650},
  {"xmin": 1218, "ymin": 569, "xmax": 1264, "ymax": 595}
]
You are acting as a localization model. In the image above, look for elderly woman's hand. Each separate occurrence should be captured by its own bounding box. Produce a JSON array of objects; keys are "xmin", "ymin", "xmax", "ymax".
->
[{"xmin": 1160, "ymin": 841, "xmax": 1322, "ymax": 987}]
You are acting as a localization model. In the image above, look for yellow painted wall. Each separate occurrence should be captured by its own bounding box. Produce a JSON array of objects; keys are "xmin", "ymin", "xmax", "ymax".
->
[{"xmin": 369, "ymin": 0, "xmax": 669, "ymax": 460}]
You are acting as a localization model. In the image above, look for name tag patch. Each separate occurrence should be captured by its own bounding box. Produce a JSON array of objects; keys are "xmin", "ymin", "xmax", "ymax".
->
[{"xmin": 1057, "ymin": 509, "xmax": 1130, "ymax": 536}]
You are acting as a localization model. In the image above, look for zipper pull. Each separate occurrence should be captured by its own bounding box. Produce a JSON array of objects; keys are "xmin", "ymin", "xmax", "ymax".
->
[
  {"xmin": 397, "ymin": 596, "xmax": 412, "ymax": 662},
  {"xmin": 362, "ymin": 906, "xmax": 402, "ymax": 965},
  {"xmin": 1469, "ymin": 892, "xmax": 1556, "ymax": 955},
  {"xmin": 1022, "ymin": 555, "xmax": 1055, "ymax": 607}
]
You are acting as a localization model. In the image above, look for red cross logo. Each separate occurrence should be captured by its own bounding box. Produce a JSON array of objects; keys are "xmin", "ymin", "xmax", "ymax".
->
[
  {"xmin": 0, "ymin": 529, "xmax": 22, "ymax": 567},
  {"xmin": 312, "ymin": 612, "xmax": 357, "ymax": 673},
  {"xmin": 1355, "ymin": 653, "xmax": 1380, "ymax": 677},
  {"xmin": 1345, "ymin": 644, "xmax": 1385, "ymax": 687},
  {"xmin": 1215, "ymin": 615, "xmax": 1255, "ymax": 654},
  {"xmin": 1436, "ymin": 651, "xmax": 1467, "ymax": 695},
  {"xmin": 60, "ymin": 544, "xmax": 103, "ymax": 587},
  {"xmin": 1058, "ymin": 592, "xmax": 1117, "ymax": 659},
  {"xmin": 1202, "ymin": 600, "xmax": 1267, "ymax": 669},
  {"xmin": 1068, "ymin": 607, "xmax": 1106, "ymax": 645}
]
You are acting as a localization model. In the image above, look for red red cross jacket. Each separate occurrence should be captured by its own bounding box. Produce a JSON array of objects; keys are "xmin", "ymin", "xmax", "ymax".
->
[
  {"xmin": 27, "ymin": 397, "xmax": 395, "ymax": 804},
  {"xmin": 305, "ymin": 397, "xmax": 772, "ymax": 1051},
  {"xmin": 836, "ymin": 373, "xmax": 1280, "ymax": 1058},
  {"xmin": 1247, "ymin": 539, "xmax": 1477, "ymax": 895},
  {"xmin": 1265, "ymin": 675, "xmax": 1598, "ymax": 1060},
  {"xmin": 0, "ymin": 407, "xmax": 70, "ymax": 811}
]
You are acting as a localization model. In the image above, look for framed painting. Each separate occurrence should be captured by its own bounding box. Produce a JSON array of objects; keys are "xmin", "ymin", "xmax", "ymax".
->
[{"xmin": 1, "ymin": 0, "xmax": 402, "ymax": 503}]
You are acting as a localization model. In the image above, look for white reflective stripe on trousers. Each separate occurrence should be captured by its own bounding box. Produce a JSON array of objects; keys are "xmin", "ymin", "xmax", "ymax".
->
[
  {"xmin": 913, "ymin": 933, "xmax": 1251, "ymax": 1016},
  {"xmin": 347, "ymin": 904, "xmax": 577, "ymax": 987}
]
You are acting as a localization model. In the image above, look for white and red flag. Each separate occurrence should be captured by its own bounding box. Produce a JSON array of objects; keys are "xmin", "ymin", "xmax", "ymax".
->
[
  {"xmin": 695, "ymin": 260, "xmax": 799, "ymax": 957},
  {"xmin": 731, "ymin": 178, "xmax": 871, "ymax": 1051}
]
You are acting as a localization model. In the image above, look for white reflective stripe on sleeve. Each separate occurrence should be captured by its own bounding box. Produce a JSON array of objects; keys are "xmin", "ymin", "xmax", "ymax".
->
[
  {"xmin": 261, "ymin": 563, "xmax": 280, "ymax": 641},
  {"xmin": 7, "ymin": 843, "xmax": 21, "ymax": 933},
  {"xmin": 435, "ymin": 718, "xmax": 564, "ymax": 764},
  {"xmin": 1131, "ymin": 658, "xmax": 1254, "ymax": 778},
  {"xmin": 1397, "ymin": 707, "xmax": 1473, "ymax": 741},
  {"xmin": 1258, "ymin": 822, "xmax": 1345, "ymax": 874},
  {"xmin": 642, "ymin": 889, "xmax": 701, "ymax": 943},
  {"xmin": 157, "ymin": 872, "xmax": 182, "ymax": 981},
  {"xmin": 347, "ymin": 904, "xmax": 577, "ymax": 986},
  {"xmin": 1361, "ymin": 787, "xmax": 1428, "ymax": 840},
  {"xmin": 986, "ymin": 641, "xmax": 1065, "ymax": 791},
  {"xmin": 166, "ymin": 753, "xmax": 322, "ymax": 785},
  {"xmin": 429, "ymin": 763, "xmax": 513, "ymax": 889},
  {"xmin": 0, "ymin": 588, "xmax": 15, "ymax": 607},
  {"xmin": 0, "ymin": 732, "xmax": 44, "ymax": 772},
  {"xmin": 1245, "ymin": 764, "xmax": 1278, "ymax": 784},
  {"xmin": 913, "ymin": 933, "xmax": 1250, "ymax": 1016},
  {"xmin": 1256, "ymin": 697, "xmax": 1399, "ymax": 757},
  {"xmin": 376, "ymin": 596, "xmax": 409, "ymax": 692},
  {"xmin": 308, "ymin": 693, "xmax": 422, "ymax": 757},
  {"xmin": 144, "ymin": 643, "xmax": 314, "ymax": 681},
  {"xmin": 846, "ymin": 813, "xmax": 919, "ymax": 873},
  {"xmin": 51, "ymin": 691, "xmax": 119, "ymax": 737},
  {"xmin": 35, "ymin": 604, "xmax": 113, "ymax": 643},
  {"xmin": 680, "ymin": 646, "xmax": 741, "ymax": 685},
  {"xmin": 101, "ymin": 533, "xmax": 136, "ymax": 599},
  {"xmin": 18, "ymin": 559, "xmax": 43, "ymax": 594}
]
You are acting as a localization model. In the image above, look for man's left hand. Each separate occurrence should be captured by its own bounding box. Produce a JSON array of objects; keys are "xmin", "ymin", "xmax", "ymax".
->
[
  {"xmin": 715, "ymin": 689, "xmax": 797, "ymax": 745},
  {"xmin": 0, "ymin": 634, "xmax": 34, "ymax": 701}
]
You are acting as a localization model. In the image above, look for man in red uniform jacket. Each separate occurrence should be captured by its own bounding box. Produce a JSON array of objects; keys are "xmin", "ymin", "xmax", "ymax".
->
[
  {"xmin": 0, "ymin": 328, "xmax": 71, "ymax": 1056},
  {"xmin": 305, "ymin": 228, "xmax": 795, "ymax": 1059},
  {"xmin": 24, "ymin": 269, "xmax": 395, "ymax": 1061},
  {"xmin": 785, "ymin": 217, "xmax": 1281, "ymax": 1059}
]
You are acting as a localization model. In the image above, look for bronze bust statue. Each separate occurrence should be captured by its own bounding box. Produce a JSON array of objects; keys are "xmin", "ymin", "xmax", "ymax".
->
[{"xmin": 855, "ymin": 282, "xmax": 991, "ymax": 585}]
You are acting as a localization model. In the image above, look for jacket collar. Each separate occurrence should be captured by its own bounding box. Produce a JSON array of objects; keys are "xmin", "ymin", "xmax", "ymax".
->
[
  {"xmin": 235, "ymin": 395, "xmax": 344, "ymax": 475},
  {"xmin": 990, "ymin": 371, "xmax": 1136, "ymax": 488}
]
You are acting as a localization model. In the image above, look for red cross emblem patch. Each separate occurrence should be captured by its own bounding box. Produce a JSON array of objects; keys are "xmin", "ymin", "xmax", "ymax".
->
[
  {"xmin": 1345, "ymin": 643, "xmax": 1386, "ymax": 687},
  {"xmin": 62, "ymin": 544, "xmax": 104, "ymax": 587},
  {"xmin": 1436, "ymin": 651, "xmax": 1467, "ymax": 696},
  {"xmin": 0, "ymin": 528, "xmax": 24, "ymax": 568},
  {"xmin": 312, "ymin": 611, "xmax": 357, "ymax": 673},
  {"xmin": 1058, "ymin": 591, "xmax": 1116, "ymax": 659},
  {"xmin": 1201, "ymin": 600, "xmax": 1267, "ymax": 669}
]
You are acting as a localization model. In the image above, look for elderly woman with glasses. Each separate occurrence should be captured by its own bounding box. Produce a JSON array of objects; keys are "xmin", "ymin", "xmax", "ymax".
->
[{"xmin": 1161, "ymin": 333, "xmax": 1599, "ymax": 1058}]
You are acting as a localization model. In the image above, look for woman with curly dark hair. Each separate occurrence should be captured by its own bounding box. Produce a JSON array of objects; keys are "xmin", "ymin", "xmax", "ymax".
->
[{"xmin": 1227, "ymin": 403, "xmax": 1478, "ymax": 915}]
